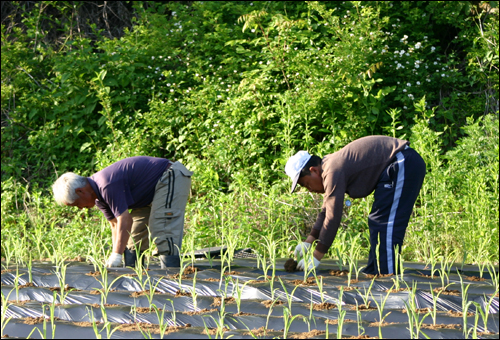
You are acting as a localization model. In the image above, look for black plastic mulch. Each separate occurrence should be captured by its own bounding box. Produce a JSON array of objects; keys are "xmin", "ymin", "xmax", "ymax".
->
[{"xmin": 1, "ymin": 256, "xmax": 498, "ymax": 339}]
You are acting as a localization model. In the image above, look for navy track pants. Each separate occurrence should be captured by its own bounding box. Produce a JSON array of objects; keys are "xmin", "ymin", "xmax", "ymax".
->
[{"xmin": 362, "ymin": 147, "xmax": 426, "ymax": 275}]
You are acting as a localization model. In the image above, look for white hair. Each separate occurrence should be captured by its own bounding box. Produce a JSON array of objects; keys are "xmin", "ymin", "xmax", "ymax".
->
[{"xmin": 52, "ymin": 172, "xmax": 88, "ymax": 205}]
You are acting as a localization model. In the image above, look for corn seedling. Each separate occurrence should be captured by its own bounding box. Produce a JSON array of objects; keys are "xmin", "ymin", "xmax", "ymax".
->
[
  {"xmin": 428, "ymin": 243, "xmax": 438, "ymax": 279},
  {"xmin": 1, "ymin": 290, "xmax": 14, "ymax": 337},
  {"xmin": 337, "ymin": 286, "xmax": 346, "ymax": 339},
  {"xmin": 101, "ymin": 304, "xmax": 122, "ymax": 339},
  {"xmin": 282, "ymin": 307, "xmax": 302, "ymax": 339},
  {"xmin": 459, "ymin": 273, "xmax": 473, "ymax": 337},
  {"xmin": 151, "ymin": 304, "xmax": 170, "ymax": 338},
  {"xmin": 55, "ymin": 261, "xmax": 72, "ymax": 304},
  {"xmin": 370, "ymin": 287, "xmax": 393, "ymax": 339},
  {"xmin": 428, "ymin": 282, "xmax": 448, "ymax": 325},
  {"xmin": 356, "ymin": 276, "xmax": 377, "ymax": 307},
  {"xmin": 88, "ymin": 256, "xmax": 125, "ymax": 304},
  {"xmin": 13, "ymin": 267, "xmax": 20, "ymax": 303},
  {"xmin": 43, "ymin": 295, "xmax": 58, "ymax": 339},
  {"xmin": 231, "ymin": 277, "xmax": 251, "ymax": 314},
  {"xmin": 486, "ymin": 260, "xmax": 498, "ymax": 289},
  {"xmin": 278, "ymin": 277, "xmax": 300, "ymax": 313},
  {"xmin": 265, "ymin": 295, "xmax": 281, "ymax": 330},
  {"xmin": 87, "ymin": 306, "xmax": 103, "ymax": 339},
  {"xmin": 403, "ymin": 280, "xmax": 430, "ymax": 339},
  {"xmin": 355, "ymin": 301, "xmax": 365, "ymax": 336},
  {"xmin": 190, "ymin": 270, "xmax": 199, "ymax": 310},
  {"xmin": 26, "ymin": 254, "xmax": 33, "ymax": 284}
]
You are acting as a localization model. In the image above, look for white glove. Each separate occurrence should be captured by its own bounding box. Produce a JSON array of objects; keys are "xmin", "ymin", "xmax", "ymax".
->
[
  {"xmin": 294, "ymin": 242, "xmax": 311, "ymax": 258},
  {"xmin": 106, "ymin": 253, "xmax": 123, "ymax": 268},
  {"xmin": 297, "ymin": 257, "xmax": 321, "ymax": 271}
]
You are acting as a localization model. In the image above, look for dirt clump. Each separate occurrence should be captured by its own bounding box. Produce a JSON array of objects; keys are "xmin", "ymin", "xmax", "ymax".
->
[
  {"xmin": 203, "ymin": 277, "xmax": 220, "ymax": 282},
  {"xmin": 18, "ymin": 282, "xmax": 35, "ymax": 289},
  {"xmin": 7, "ymin": 300, "xmax": 30, "ymax": 305},
  {"xmin": 422, "ymin": 323, "xmax": 462, "ymax": 330},
  {"xmin": 290, "ymin": 330, "xmax": 325, "ymax": 338},
  {"xmin": 284, "ymin": 258, "xmax": 298, "ymax": 272},
  {"xmin": 233, "ymin": 311, "xmax": 257, "ymax": 316},
  {"xmin": 74, "ymin": 321, "xmax": 100, "ymax": 327},
  {"xmin": 49, "ymin": 285, "xmax": 78, "ymax": 292},
  {"xmin": 244, "ymin": 326, "xmax": 274, "ymax": 337},
  {"xmin": 291, "ymin": 276, "xmax": 320, "ymax": 286},
  {"xmin": 403, "ymin": 307, "xmax": 431, "ymax": 314},
  {"xmin": 174, "ymin": 290, "xmax": 192, "ymax": 297},
  {"xmin": 135, "ymin": 307, "xmax": 157, "ymax": 313},
  {"xmin": 364, "ymin": 273, "xmax": 393, "ymax": 279},
  {"xmin": 325, "ymin": 318, "xmax": 356, "ymax": 325},
  {"xmin": 447, "ymin": 310, "xmax": 474, "ymax": 317},
  {"xmin": 313, "ymin": 302, "xmax": 337, "ymax": 311},
  {"xmin": 351, "ymin": 301, "xmax": 376, "ymax": 310},
  {"xmin": 368, "ymin": 321, "xmax": 398, "ymax": 327},
  {"xmin": 433, "ymin": 287, "xmax": 461, "ymax": 296},
  {"xmin": 183, "ymin": 266, "xmax": 197, "ymax": 275},
  {"xmin": 338, "ymin": 285, "xmax": 357, "ymax": 291},
  {"xmin": 183, "ymin": 308, "xmax": 217, "ymax": 315},
  {"xmin": 120, "ymin": 322, "xmax": 191, "ymax": 334},
  {"xmin": 262, "ymin": 300, "xmax": 284, "ymax": 308},
  {"xmin": 68, "ymin": 255, "xmax": 86, "ymax": 262},
  {"xmin": 168, "ymin": 273, "xmax": 190, "ymax": 280},
  {"xmin": 466, "ymin": 276, "xmax": 486, "ymax": 282},
  {"xmin": 224, "ymin": 271, "xmax": 241, "ymax": 275},
  {"xmin": 86, "ymin": 271, "xmax": 101, "ymax": 277},
  {"xmin": 386, "ymin": 287, "xmax": 411, "ymax": 293},
  {"xmin": 130, "ymin": 289, "xmax": 158, "ymax": 298},
  {"xmin": 23, "ymin": 316, "xmax": 60, "ymax": 324},
  {"xmin": 90, "ymin": 290, "xmax": 101, "ymax": 295},
  {"xmin": 329, "ymin": 270, "xmax": 349, "ymax": 276},
  {"xmin": 211, "ymin": 296, "xmax": 235, "ymax": 307},
  {"xmin": 203, "ymin": 327, "xmax": 229, "ymax": 335}
]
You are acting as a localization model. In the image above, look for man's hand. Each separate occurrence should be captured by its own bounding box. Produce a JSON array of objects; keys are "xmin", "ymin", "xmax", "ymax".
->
[
  {"xmin": 294, "ymin": 242, "xmax": 311, "ymax": 258},
  {"xmin": 297, "ymin": 256, "xmax": 321, "ymax": 271},
  {"xmin": 106, "ymin": 252, "xmax": 123, "ymax": 267}
]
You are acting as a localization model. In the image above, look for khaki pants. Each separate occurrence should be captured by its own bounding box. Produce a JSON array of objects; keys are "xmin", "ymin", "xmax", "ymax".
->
[{"xmin": 127, "ymin": 161, "xmax": 192, "ymax": 255}]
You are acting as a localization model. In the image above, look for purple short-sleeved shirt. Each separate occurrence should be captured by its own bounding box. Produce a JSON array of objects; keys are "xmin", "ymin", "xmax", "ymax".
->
[{"xmin": 88, "ymin": 156, "xmax": 170, "ymax": 220}]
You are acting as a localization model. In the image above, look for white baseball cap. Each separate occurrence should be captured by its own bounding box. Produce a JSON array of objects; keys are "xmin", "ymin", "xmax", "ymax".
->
[{"xmin": 285, "ymin": 150, "xmax": 312, "ymax": 193}]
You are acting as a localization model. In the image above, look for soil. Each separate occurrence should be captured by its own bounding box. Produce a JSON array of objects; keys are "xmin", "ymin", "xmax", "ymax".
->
[
  {"xmin": 290, "ymin": 329, "xmax": 326, "ymax": 338},
  {"xmin": 447, "ymin": 310, "xmax": 474, "ymax": 317},
  {"xmin": 386, "ymin": 287, "xmax": 411, "ymax": 293},
  {"xmin": 74, "ymin": 321, "xmax": 100, "ymax": 327},
  {"xmin": 130, "ymin": 290, "xmax": 158, "ymax": 298},
  {"xmin": 329, "ymin": 270, "xmax": 349, "ymax": 276},
  {"xmin": 313, "ymin": 302, "xmax": 337, "ymax": 311},
  {"xmin": 364, "ymin": 273, "xmax": 394, "ymax": 279},
  {"xmin": 84, "ymin": 271, "xmax": 107, "ymax": 276},
  {"xmin": 7, "ymin": 300, "xmax": 30, "ymax": 305},
  {"xmin": 291, "ymin": 276, "xmax": 320, "ymax": 286},
  {"xmin": 402, "ymin": 307, "xmax": 432, "ymax": 314},
  {"xmin": 90, "ymin": 290, "xmax": 101, "ymax": 295},
  {"xmin": 433, "ymin": 287, "xmax": 461, "ymax": 296},
  {"xmin": 211, "ymin": 296, "xmax": 235, "ymax": 307},
  {"xmin": 0, "ymin": 269, "xmax": 15, "ymax": 274},
  {"xmin": 175, "ymin": 290, "xmax": 192, "ymax": 297},
  {"xmin": 135, "ymin": 307, "xmax": 159, "ymax": 313},
  {"xmin": 247, "ymin": 279, "xmax": 268, "ymax": 284},
  {"xmin": 284, "ymin": 258, "xmax": 298, "ymax": 272},
  {"xmin": 168, "ymin": 273, "xmax": 190, "ymax": 280},
  {"xmin": 261, "ymin": 300, "xmax": 284, "ymax": 308},
  {"xmin": 183, "ymin": 265, "xmax": 197, "ymax": 275},
  {"xmin": 119, "ymin": 322, "xmax": 191, "ymax": 334},
  {"xmin": 368, "ymin": 321, "xmax": 399, "ymax": 327},
  {"xmin": 345, "ymin": 336, "xmax": 377, "ymax": 339},
  {"xmin": 422, "ymin": 323, "xmax": 462, "ymax": 330},
  {"xmin": 233, "ymin": 311, "xmax": 257, "ymax": 316},
  {"xmin": 325, "ymin": 319, "xmax": 357, "ymax": 325},
  {"xmin": 18, "ymin": 282, "xmax": 35, "ymax": 289},
  {"xmin": 23, "ymin": 317, "xmax": 47, "ymax": 324},
  {"xmin": 203, "ymin": 327, "xmax": 229, "ymax": 335},
  {"xmin": 203, "ymin": 277, "xmax": 220, "ymax": 282},
  {"xmin": 466, "ymin": 276, "xmax": 487, "ymax": 282},
  {"xmin": 49, "ymin": 285, "xmax": 78, "ymax": 292},
  {"xmin": 224, "ymin": 271, "xmax": 241, "ymax": 275},
  {"xmin": 68, "ymin": 256, "xmax": 86, "ymax": 262},
  {"xmin": 338, "ymin": 285, "xmax": 357, "ymax": 291},
  {"xmin": 244, "ymin": 326, "xmax": 274, "ymax": 336},
  {"xmin": 351, "ymin": 301, "xmax": 377, "ymax": 310},
  {"xmin": 183, "ymin": 308, "xmax": 217, "ymax": 315}
]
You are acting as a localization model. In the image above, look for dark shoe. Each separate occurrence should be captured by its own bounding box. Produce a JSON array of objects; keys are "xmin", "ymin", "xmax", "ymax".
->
[
  {"xmin": 124, "ymin": 249, "xmax": 144, "ymax": 268},
  {"xmin": 159, "ymin": 254, "xmax": 180, "ymax": 268}
]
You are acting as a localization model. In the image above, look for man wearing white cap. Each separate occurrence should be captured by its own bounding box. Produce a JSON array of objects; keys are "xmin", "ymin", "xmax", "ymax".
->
[{"xmin": 285, "ymin": 135, "xmax": 426, "ymax": 275}]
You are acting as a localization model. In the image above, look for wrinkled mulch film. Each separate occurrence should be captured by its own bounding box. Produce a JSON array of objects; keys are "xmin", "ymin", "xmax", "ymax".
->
[{"xmin": 1, "ymin": 255, "xmax": 499, "ymax": 339}]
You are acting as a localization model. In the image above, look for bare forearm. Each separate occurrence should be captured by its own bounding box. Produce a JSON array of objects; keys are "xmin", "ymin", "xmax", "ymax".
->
[{"xmin": 113, "ymin": 212, "xmax": 132, "ymax": 254}]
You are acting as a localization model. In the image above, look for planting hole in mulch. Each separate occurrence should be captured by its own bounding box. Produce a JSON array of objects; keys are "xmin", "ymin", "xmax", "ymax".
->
[
  {"xmin": 338, "ymin": 285, "xmax": 357, "ymax": 291},
  {"xmin": 368, "ymin": 320, "xmax": 398, "ymax": 327},
  {"xmin": 352, "ymin": 301, "xmax": 377, "ymax": 310},
  {"xmin": 386, "ymin": 287, "xmax": 411, "ymax": 293},
  {"xmin": 90, "ymin": 290, "xmax": 101, "ymax": 295},
  {"xmin": 329, "ymin": 270, "xmax": 349, "ymax": 276},
  {"xmin": 18, "ymin": 282, "xmax": 35, "ymax": 289},
  {"xmin": 466, "ymin": 276, "xmax": 487, "ymax": 282},
  {"xmin": 120, "ymin": 322, "xmax": 191, "ymax": 334},
  {"xmin": 233, "ymin": 311, "xmax": 257, "ymax": 316},
  {"xmin": 244, "ymin": 326, "xmax": 275, "ymax": 337},
  {"xmin": 433, "ymin": 287, "xmax": 461, "ymax": 296},
  {"xmin": 211, "ymin": 296, "xmax": 235, "ymax": 307},
  {"xmin": 325, "ymin": 318, "xmax": 356, "ymax": 325},
  {"xmin": 262, "ymin": 300, "xmax": 284, "ymax": 308},
  {"xmin": 224, "ymin": 271, "xmax": 241, "ymax": 275},
  {"xmin": 403, "ymin": 307, "xmax": 432, "ymax": 314},
  {"xmin": 175, "ymin": 290, "xmax": 192, "ymax": 297},
  {"xmin": 203, "ymin": 277, "xmax": 220, "ymax": 282},
  {"xmin": 313, "ymin": 302, "xmax": 337, "ymax": 311},
  {"xmin": 85, "ymin": 271, "xmax": 101, "ymax": 277},
  {"xmin": 422, "ymin": 323, "xmax": 462, "ymax": 330},
  {"xmin": 284, "ymin": 258, "xmax": 298, "ymax": 272},
  {"xmin": 203, "ymin": 327, "xmax": 229, "ymax": 335},
  {"xmin": 183, "ymin": 308, "xmax": 217, "ymax": 315},
  {"xmin": 290, "ymin": 330, "xmax": 326, "ymax": 339},
  {"xmin": 130, "ymin": 289, "xmax": 158, "ymax": 298},
  {"xmin": 447, "ymin": 310, "xmax": 474, "ymax": 317},
  {"xmin": 291, "ymin": 276, "xmax": 320, "ymax": 286},
  {"xmin": 364, "ymin": 273, "xmax": 394, "ymax": 279}
]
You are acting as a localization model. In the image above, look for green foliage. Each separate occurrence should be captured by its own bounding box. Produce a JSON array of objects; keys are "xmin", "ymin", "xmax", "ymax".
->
[{"xmin": 1, "ymin": 1, "xmax": 498, "ymax": 263}]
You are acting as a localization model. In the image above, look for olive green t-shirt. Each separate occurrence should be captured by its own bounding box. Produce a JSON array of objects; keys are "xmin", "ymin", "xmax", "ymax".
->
[{"xmin": 309, "ymin": 135, "xmax": 409, "ymax": 254}]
